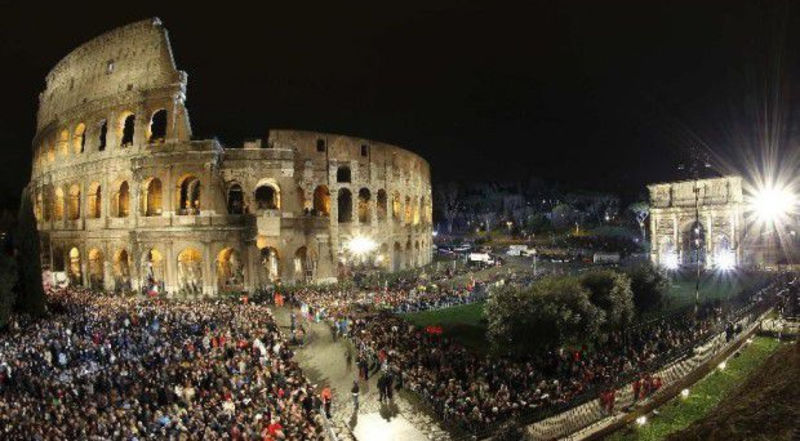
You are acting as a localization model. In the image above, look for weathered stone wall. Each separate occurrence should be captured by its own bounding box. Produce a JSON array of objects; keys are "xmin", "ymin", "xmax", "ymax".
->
[{"xmin": 29, "ymin": 18, "xmax": 432, "ymax": 296}]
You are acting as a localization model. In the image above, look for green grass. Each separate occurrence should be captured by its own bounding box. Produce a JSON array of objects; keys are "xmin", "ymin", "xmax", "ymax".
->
[
  {"xmin": 403, "ymin": 301, "xmax": 488, "ymax": 352},
  {"xmin": 606, "ymin": 336, "xmax": 782, "ymax": 441}
]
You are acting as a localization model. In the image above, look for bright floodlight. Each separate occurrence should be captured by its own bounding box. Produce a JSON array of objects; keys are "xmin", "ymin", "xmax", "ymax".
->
[
  {"xmin": 635, "ymin": 416, "xmax": 647, "ymax": 426},
  {"xmin": 716, "ymin": 250, "xmax": 735, "ymax": 271},
  {"xmin": 680, "ymin": 388, "xmax": 690, "ymax": 399},
  {"xmin": 749, "ymin": 183, "xmax": 796, "ymax": 224},
  {"xmin": 718, "ymin": 361, "xmax": 727, "ymax": 370},
  {"xmin": 346, "ymin": 236, "xmax": 377, "ymax": 255},
  {"xmin": 662, "ymin": 252, "xmax": 679, "ymax": 270}
]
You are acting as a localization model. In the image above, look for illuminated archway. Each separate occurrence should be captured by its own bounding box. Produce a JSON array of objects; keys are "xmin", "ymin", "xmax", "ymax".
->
[
  {"xmin": 177, "ymin": 175, "xmax": 201, "ymax": 215},
  {"xmin": 113, "ymin": 249, "xmax": 131, "ymax": 291},
  {"xmin": 313, "ymin": 185, "xmax": 331, "ymax": 216},
  {"xmin": 88, "ymin": 248, "xmax": 104, "ymax": 289},
  {"xmin": 217, "ymin": 247, "xmax": 244, "ymax": 290},
  {"xmin": 68, "ymin": 247, "xmax": 81, "ymax": 285},
  {"xmin": 177, "ymin": 248, "xmax": 203, "ymax": 294}
]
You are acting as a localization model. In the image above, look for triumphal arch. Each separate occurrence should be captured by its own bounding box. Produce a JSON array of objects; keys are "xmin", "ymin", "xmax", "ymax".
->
[{"xmin": 648, "ymin": 176, "xmax": 744, "ymax": 268}]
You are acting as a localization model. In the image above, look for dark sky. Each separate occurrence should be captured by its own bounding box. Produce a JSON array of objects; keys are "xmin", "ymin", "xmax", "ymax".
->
[{"xmin": 1, "ymin": 0, "xmax": 798, "ymax": 208}]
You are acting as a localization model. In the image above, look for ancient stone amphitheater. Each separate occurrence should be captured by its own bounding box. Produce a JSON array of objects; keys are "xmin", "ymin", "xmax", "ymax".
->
[{"xmin": 28, "ymin": 18, "xmax": 432, "ymax": 295}]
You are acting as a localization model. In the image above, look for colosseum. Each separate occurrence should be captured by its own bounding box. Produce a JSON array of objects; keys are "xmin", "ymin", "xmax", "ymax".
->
[{"xmin": 28, "ymin": 18, "xmax": 433, "ymax": 296}]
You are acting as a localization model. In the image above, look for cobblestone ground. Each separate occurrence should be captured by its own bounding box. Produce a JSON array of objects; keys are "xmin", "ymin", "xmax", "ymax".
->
[{"xmin": 273, "ymin": 307, "xmax": 452, "ymax": 441}]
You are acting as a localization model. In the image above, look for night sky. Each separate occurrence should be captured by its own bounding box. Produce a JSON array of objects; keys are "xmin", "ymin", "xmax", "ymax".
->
[{"xmin": 1, "ymin": 0, "xmax": 798, "ymax": 208}]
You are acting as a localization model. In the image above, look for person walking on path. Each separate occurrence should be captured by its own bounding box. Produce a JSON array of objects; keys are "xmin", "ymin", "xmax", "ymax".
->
[
  {"xmin": 321, "ymin": 386, "xmax": 333, "ymax": 418},
  {"xmin": 351, "ymin": 380, "xmax": 360, "ymax": 411}
]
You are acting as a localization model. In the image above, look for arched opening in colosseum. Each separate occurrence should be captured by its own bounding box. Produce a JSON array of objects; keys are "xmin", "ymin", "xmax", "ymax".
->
[
  {"xmin": 113, "ymin": 181, "xmax": 130, "ymax": 217},
  {"xmin": 119, "ymin": 112, "xmax": 135, "ymax": 147},
  {"xmin": 68, "ymin": 184, "xmax": 81, "ymax": 220},
  {"xmin": 414, "ymin": 241, "xmax": 420, "ymax": 266},
  {"xmin": 404, "ymin": 196, "xmax": 412, "ymax": 224},
  {"xmin": 148, "ymin": 109, "xmax": 167, "ymax": 143},
  {"xmin": 337, "ymin": 166, "xmax": 351, "ymax": 183},
  {"xmin": 393, "ymin": 242, "xmax": 403, "ymax": 271},
  {"xmin": 392, "ymin": 192, "xmax": 401, "ymax": 221},
  {"xmin": 35, "ymin": 192, "xmax": 43, "ymax": 222},
  {"xmin": 259, "ymin": 246, "xmax": 280, "ymax": 283},
  {"xmin": 142, "ymin": 249, "xmax": 165, "ymax": 290},
  {"xmin": 178, "ymin": 175, "xmax": 201, "ymax": 215},
  {"xmin": 255, "ymin": 183, "xmax": 280, "ymax": 210},
  {"xmin": 43, "ymin": 188, "xmax": 52, "ymax": 221},
  {"xmin": 377, "ymin": 189, "xmax": 387, "ymax": 220},
  {"xmin": 68, "ymin": 247, "xmax": 81, "ymax": 285},
  {"xmin": 294, "ymin": 246, "xmax": 313, "ymax": 282},
  {"xmin": 58, "ymin": 129, "xmax": 69, "ymax": 156},
  {"xmin": 227, "ymin": 183, "xmax": 244, "ymax": 214},
  {"xmin": 98, "ymin": 119, "xmax": 108, "ymax": 151},
  {"xmin": 177, "ymin": 248, "xmax": 203, "ymax": 295},
  {"xmin": 413, "ymin": 197, "xmax": 421, "ymax": 225},
  {"xmin": 338, "ymin": 188, "xmax": 353, "ymax": 223},
  {"xmin": 406, "ymin": 239, "xmax": 414, "ymax": 267},
  {"xmin": 142, "ymin": 178, "xmax": 163, "ymax": 216},
  {"xmin": 113, "ymin": 249, "xmax": 131, "ymax": 291},
  {"xmin": 358, "ymin": 188, "xmax": 371, "ymax": 223},
  {"xmin": 54, "ymin": 187, "xmax": 65, "ymax": 221},
  {"xmin": 88, "ymin": 248, "xmax": 104, "ymax": 290},
  {"xmin": 73, "ymin": 123, "xmax": 86, "ymax": 154},
  {"xmin": 87, "ymin": 183, "xmax": 101, "ymax": 219},
  {"xmin": 52, "ymin": 247, "xmax": 65, "ymax": 272},
  {"xmin": 379, "ymin": 243, "xmax": 389, "ymax": 269},
  {"xmin": 217, "ymin": 248, "xmax": 243, "ymax": 291},
  {"xmin": 313, "ymin": 185, "xmax": 330, "ymax": 216},
  {"xmin": 47, "ymin": 139, "xmax": 55, "ymax": 162}
]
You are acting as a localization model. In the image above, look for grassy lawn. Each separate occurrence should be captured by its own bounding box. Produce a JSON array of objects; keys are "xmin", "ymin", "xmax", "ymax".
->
[
  {"xmin": 606, "ymin": 336, "xmax": 782, "ymax": 441},
  {"xmin": 403, "ymin": 301, "xmax": 488, "ymax": 352}
]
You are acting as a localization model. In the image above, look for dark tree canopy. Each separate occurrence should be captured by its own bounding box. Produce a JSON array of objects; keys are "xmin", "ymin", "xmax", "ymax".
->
[
  {"xmin": 14, "ymin": 186, "xmax": 45, "ymax": 316},
  {"xmin": 580, "ymin": 270, "xmax": 635, "ymax": 332},
  {"xmin": 627, "ymin": 263, "xmax": 669, "ymax": 313}
]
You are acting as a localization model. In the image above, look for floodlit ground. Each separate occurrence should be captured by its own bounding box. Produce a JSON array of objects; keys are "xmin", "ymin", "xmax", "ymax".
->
[
  {"xmin": 662, "ymin": 271, "xmax": 768, "ymax": 311},
  {"xmin": 605, "ymin": 337, "xmax": 782, "ymax": 441}
]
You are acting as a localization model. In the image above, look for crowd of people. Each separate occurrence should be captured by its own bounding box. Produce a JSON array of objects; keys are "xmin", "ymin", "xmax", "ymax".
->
[
  {"xmin": 280, "ymin": 267, "xmax": 778, "ymax": 434},
  {"xmin": 0, "ymin": 288, "xmax": 324, "ymax": 440}
]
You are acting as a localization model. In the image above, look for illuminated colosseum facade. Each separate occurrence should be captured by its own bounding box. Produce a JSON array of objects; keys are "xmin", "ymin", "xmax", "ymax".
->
[{"xmin": 28, "ymin": 18, "xmax": 432, "ymax": 295}]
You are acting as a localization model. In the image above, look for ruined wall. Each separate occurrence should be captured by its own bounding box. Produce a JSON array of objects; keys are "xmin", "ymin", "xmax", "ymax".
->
[{"xmin": 29, "ymin": 18, "xmax": 432, "ymax": 296}]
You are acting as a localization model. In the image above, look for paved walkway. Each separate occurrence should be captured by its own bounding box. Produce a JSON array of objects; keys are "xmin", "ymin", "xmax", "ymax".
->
[{"xmin": 273, "ymin": 306, "xmax": 451, "ymax": 441}]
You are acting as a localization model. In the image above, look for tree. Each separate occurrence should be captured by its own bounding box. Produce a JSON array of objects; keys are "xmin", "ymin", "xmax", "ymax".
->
[
  {"xmin": 0, "ymin": 252, "xmax": 17, "ymax": 328},
  {"xmin": 486, "ymin": 276, "xmax": 604, "ymax": 354},
  {"xmin": 580, "ymin": 270, "xmax": 634, "ymax": 331},
  {"xmin": 435, "ymin": 182, "xmax": 461, "ymax": 233},
  {"xmin": 627, "ymin": 264, "xmax": 669, "ymax": 313},
  {"xmin": 15, "ymin": 186, "xmax": 45, "ymax": 316},
  {"xmin": 628, "ymin": 201, "xmax": 649, "ymax": 241}
]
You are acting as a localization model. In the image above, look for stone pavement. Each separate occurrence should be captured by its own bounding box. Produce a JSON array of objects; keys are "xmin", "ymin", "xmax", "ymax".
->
[{"xmin": 273, "ymin": 306, "xmax": 452, "ymax": 441}]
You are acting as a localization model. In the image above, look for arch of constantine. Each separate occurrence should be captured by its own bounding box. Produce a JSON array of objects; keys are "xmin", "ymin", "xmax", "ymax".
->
[
  {"xmin": 648, "ymin": 176, "xmax": 744, "ymax": 268},
  {"xmin": 28, "ymin": 18, "xmax": 432, "ymax": 295}
]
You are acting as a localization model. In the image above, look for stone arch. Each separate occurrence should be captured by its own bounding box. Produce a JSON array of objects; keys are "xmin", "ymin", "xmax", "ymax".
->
[
  {"xmin": 313, "ymin": 185, "xmax": 331, "ymax": 216},
  {"xmin": 142, "ymin": 249, "xmax": 165, "ymax": 290},
  {"xmin": 392, "ymin": 191, "xmax": 401, "ymax": 221},
  {"xmin": 377, "ymin": 189, "xmax": 387, "ymax": 220},
  {"xmin": 358, "ymin": 188, "xmax": 371, "ymax": 223},
  {"xmin": 148, "ymin": 109, "xmax": 167, "ymax": 143},
  {"xmin": 227, "ymin": 182, "xmax": 245, "ymax": 214},
  {"xmin": 68, "ymin": 184, "xmax": 81, "ymax": 220},
  {"xmin": 73, "ymin": 123, "xmax": 86, "ymax": 154},
  {"xmin": 294, "ymin": 246, "xmax": 313, "ymax": 282},
  {"xmin": 43, "ymin": 186, "xmax": 53, "ymax": 221},
  {"xmin": 54, "ymin": 187, "xmax": 65, "ymax": 221},
  {"xmin": 404, "ymin": 196, "xmax": 413, "ymax": 224},
  {"xmin": 177, "ymin": 247, "xmax": 203, "ymax": 295},
  {"xmin": 58, "ymin": 129, "xmax": 69, "ymax": 156},
  {"xmin": 254, "ymin": 180, "xmax": 280, "ymax": 210},
  {"xmin": 52, "ymin": 246, "xmax": 65, "ymax": 272},
  {"xmin": 113, "ymin": 249, "xmax": 131, "ymax": 291},
  {"xmin": 87, "ymin": 182, "xmax": 102, "ymax": 219},
  {"xmin": 35, "ymin": 191, "xmax": 43, "ymax": 222},
  {"xmin": 681, "ymin": 220, "xmax": 706, "ymax": 265},
  {"xmin": 119, "ymin": 111, "xmax": 135, "ymax": 147},
  {"xmin": 142, "ymin": 177, "xmax": 163, "ymax": 216},
  {"xmin": 98, "ymin": 119, "xmax": 108, "ymax": 151},
  {"xmin": 257, "ymin": 242, "xmax": 281, "ymax": 283},
  {"xmin": 88, "ymin": 248, "xmax": 104, "ymax": 290},
  {"xmin": 47, "ymin": 138, "xmax": 55, "ymax": 162},
  {"xmin": 217, "ymin": 247, "xmax": 244, "ymax": 291},
  {"xmin": 338, "ymin": 188, "xmax": 353, "ymax": 223},
  {"xmin": 379, "ymin": 243, "xmax": 389, "ymax": 269},
  {"xmin": 414, "ymin": 197, "xmax": 422, "ymax": 225},
  {"xmin": 393, "ymin": 241, "xmax": 404, "ymax": 271},
  {"xmin": 112, "ymin": 180, "xmax": 130, "ymax": 218},
  {"xmin": 414, "ymin": 240, "xmax": 421, "ymax": 266},
  {"xmin": 336, "ymin": 165, "xmax": 351, "ymax": 183},
  {"xmin": 177, "ymin": 174, "xmax": 201, "ymax": 215},
  {"xmin": 68, "ymin": 247, "xmax": 81, "ymax": 285}
]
